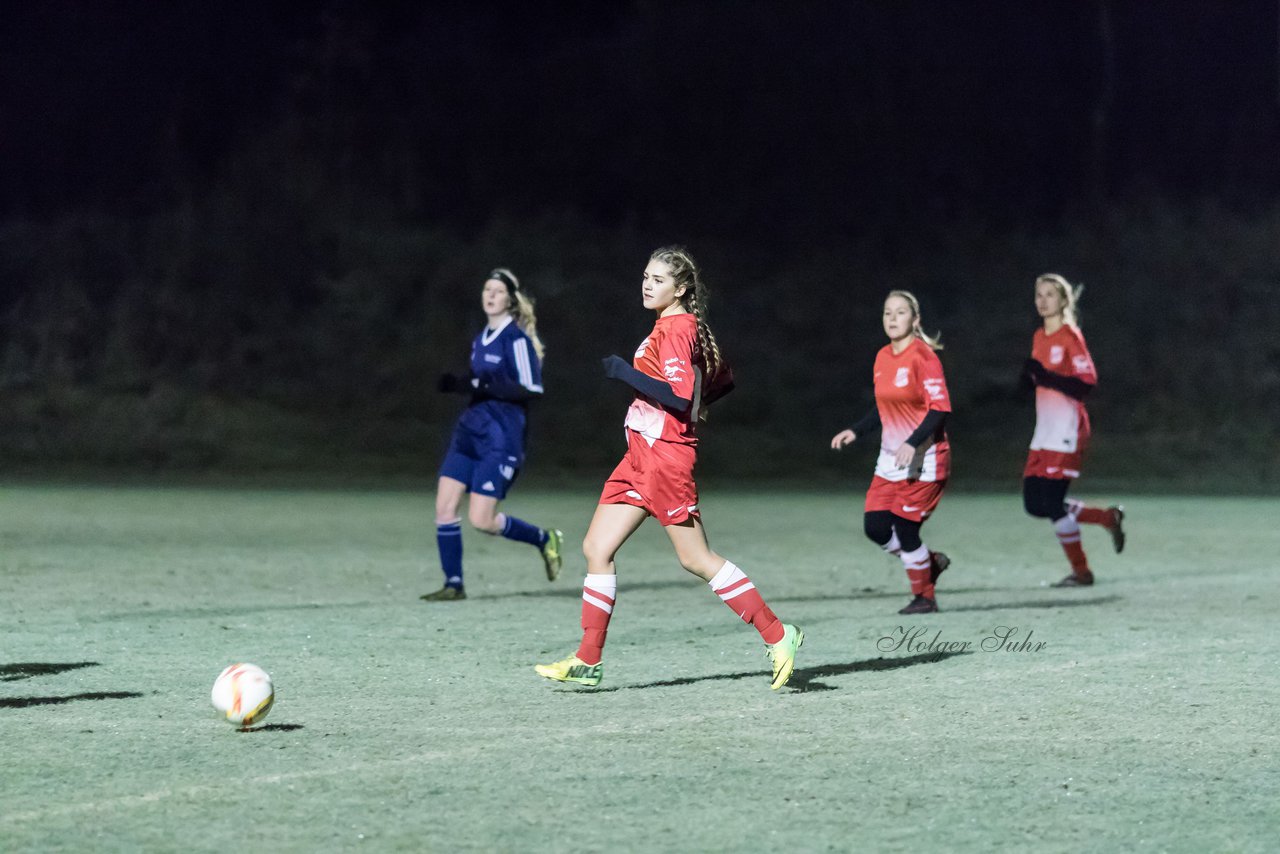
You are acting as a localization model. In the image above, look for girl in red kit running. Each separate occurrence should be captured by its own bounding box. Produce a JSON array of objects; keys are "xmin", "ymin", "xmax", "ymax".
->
[
  {"xmin": 535, "ymin": 246, "xmax": 803, "ymax": 690},
  {"xmin": 831, "ymin": 291, "xmax": 952, "ymax": 614},
  {"xmin": 1021, "ymin": 274, "xmax": 1124, "ymax": 587}
]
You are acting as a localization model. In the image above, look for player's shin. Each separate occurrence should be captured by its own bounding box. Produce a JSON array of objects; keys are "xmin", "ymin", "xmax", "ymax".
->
[
  {"xmin": 436, "ymin": 520, "xmax": 463, "ymax": 586},
  {"xmin": 709, "ymin": 561, "xmax": 784, "ymax": 644},
  {"xmin": 576, "ymin": 574, "xmax": 617, "ymax": 665}
]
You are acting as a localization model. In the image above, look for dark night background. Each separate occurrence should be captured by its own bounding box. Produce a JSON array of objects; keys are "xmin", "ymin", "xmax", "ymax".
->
[{"xmin": 1, "ymin": 1, "xmax": 1277, "ymax": 488}]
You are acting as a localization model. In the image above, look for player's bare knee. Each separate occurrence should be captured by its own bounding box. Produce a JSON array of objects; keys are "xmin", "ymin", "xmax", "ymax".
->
[
  {"xmin": 677, "ymin": 560, "xmax": 715, "ymax": 580},
  {"xmin": 582, "ymin": 536, "xmax": 615, "ymax": 569},
  {"xmin": 435, "ymin": 498, "xmax": 460, "ymax": 521},
  {"xmin": 674, "ymin": 550, "xmax": 718, "ymax": 579},
  {"xmin": 468, "ymin": 508, "xmax": 501, "ymax": 534}
]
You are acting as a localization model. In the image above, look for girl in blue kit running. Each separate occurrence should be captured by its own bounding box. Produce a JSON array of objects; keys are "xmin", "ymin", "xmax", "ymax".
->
[{"xmin": 421, "ymin": 268, "xmax": 563, "ymax": 601}]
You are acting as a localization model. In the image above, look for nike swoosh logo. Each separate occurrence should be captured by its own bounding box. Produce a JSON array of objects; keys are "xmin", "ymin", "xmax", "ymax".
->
[
  {"xmin": 667, "ymin": 508, "xmax": 683, "ymax": 516},
  {"xmin": 902, "ymin": 505, "xmax": 920, "ymax": 512}
]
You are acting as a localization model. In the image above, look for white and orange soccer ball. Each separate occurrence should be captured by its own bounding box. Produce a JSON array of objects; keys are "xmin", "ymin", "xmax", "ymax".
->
[{"xmin": 211, "ymin": 663, "xmax": 275, "ymax": 728}]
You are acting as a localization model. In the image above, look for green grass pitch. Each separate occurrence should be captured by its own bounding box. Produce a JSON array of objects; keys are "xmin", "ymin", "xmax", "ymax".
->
[{"xmin": 1, "ymin": 484, "xmax": 1276, "ymax": 852}]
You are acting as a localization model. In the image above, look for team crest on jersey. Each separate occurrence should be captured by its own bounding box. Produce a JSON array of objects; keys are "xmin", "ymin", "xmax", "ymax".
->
[
  {"xmin": 1072, "ymin": 354, "xmax": 1091, "ymax": 373},
  {"xmin": 894, "ymin": 367, "xmax": 911, "ymax": 387},
  {"xmin": 1049, "ymin": 345, "xmax": 1064, "ymax": 365},
  {"xmin": 923, "ymin": 378, "xmax": 943, "ymax": 400},
  {"xmin": 634, "ymin": 337, "xmax": 651, "ymax": 359},
  {"xmin": 663, "ymin": 357, "xmax": 687, "ymax": 383}
]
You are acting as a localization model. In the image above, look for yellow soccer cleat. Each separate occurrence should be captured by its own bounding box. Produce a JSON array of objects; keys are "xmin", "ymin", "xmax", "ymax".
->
[
  {"xmin": 765, "ymin": 624, "xmax": 804, "ymax": 690},
  {"xmin": 535, "ymin": 654, "xmax": 602, "ymax": 687},
  {"xmin": 541, "ymin": 529, "xmax": 564, "ymax": 581}
]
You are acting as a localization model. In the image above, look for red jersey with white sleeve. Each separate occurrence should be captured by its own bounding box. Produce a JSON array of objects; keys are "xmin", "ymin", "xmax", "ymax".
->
[
  {"xmin": 624, "ymin": 313, "xmax": 700, "ymax": 447},
  {"xmin": 1029, "ymin": 324, "xmax": 1096, "ymax": 454},
  {"xmin": 872, "ymin": 338, "xmax": 951, "ymax": 482}
]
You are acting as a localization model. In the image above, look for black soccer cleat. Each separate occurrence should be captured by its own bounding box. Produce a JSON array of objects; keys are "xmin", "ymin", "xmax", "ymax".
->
[
  {"xmin": 929, "ymin": 551, "xmax": 950, "ymax": 584},
  {"xmin": 420, "ymin": 585, "xmax": 467, "ymax": 601},
  {"xmin": 1106, "ymin": 506, "xmax": 1126, "ymax": 554},
  {"xmin": 1051, "ymin": 573, "xmax": 1093, "ymax": 588},
  {"xmin": 898, "ymin": 594, "xmax": 939, "ymax": 615}
]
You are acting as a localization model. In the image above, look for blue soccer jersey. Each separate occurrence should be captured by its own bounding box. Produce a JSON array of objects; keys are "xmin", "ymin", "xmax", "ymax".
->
[{"xmin": 454, "ymin": 317, "xmax": 543, "ymax": 464}]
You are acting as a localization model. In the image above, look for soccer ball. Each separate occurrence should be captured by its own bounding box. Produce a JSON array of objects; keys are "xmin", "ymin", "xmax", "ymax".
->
[{"xmin": 211, "ymin": 663, "xmax": 275, "ymax": 728}]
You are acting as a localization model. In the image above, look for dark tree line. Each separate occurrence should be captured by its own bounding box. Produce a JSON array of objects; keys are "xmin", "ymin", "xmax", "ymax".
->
[{"xmin": 0, "ymin": 2, "xmax": 1276, "ymax": 483}]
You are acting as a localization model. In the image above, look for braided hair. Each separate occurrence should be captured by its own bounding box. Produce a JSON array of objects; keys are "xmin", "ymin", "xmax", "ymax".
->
[{"xmin": 648, "ymin": 246, "xmax": 723, "ymax": 380}]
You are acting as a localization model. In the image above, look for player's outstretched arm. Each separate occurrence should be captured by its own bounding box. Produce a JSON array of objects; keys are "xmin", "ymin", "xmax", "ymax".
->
[{"xmin": 601, "ymin": 355, "xmax": 691, "ymax": 412}]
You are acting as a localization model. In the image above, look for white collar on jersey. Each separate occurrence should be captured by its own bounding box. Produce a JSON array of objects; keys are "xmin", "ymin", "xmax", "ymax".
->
[{"xmin": 481, "ymin": 315, "xmax": 514, "ymax": 345}]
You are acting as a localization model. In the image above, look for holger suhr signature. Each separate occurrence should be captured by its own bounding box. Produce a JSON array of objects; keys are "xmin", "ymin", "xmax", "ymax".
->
[{"xmin": 877, "ymin": 625, "xmax": 1047, "ymax": 654}]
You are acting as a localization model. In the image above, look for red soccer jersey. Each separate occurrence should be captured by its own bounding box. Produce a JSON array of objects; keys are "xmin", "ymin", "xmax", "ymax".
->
[
  {"xmin": 872, "ymin": 338, "xmax": 951, "ymax": 482},
  {"xmin": 1029, "ymin": 324, "xmax": 1096, "ymax": 453},
  {"xmin": 623, "ymin": 313, "xmax": 700, "ymax": 446}
]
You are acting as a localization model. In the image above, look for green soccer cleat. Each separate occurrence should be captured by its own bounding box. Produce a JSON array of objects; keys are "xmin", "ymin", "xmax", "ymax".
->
[
  {"xmin": 541, "ymin": 528, "xmax": 564, "ymax": 581},
  {"xmin": 420, "ymin": 585, "xmax": 466, "ymax": 602},
  {"xmin": 765, "ymin": 623, "xmax": 804, "ymax": 690},
  {"xmin": 535, "ymin": 654, "xmax": 602, "ymax": 687}
]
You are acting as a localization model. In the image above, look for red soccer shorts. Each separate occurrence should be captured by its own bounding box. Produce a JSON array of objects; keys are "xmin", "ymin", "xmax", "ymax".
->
[
  {"xmin": 1023, "ymin": 448, "xmax": 1085, "ymax": 480},
  {"xmin": 599, "ymin": 432, "xmax": 700, "ymax": 526},
  {"xmin": 864, "ymin": 475, "xmax": 947, "ymax": 523}
]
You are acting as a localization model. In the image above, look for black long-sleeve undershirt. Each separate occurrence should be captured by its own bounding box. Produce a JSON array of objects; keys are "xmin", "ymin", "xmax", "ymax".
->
[
  {"xmin": 601, "ymin": 355, "xmax": 692, "ymax": 413},
  {"xmin": 905, "ymin": 409, "xmax": 947, "ymax": 448},
  {"xmin": 1024, "ymin": 359, "xmax": 1092, "ymax": 401},
  {"xmin": 438, "ymin": 372, "xmax": 541, "ymax": 404},
  {"xmin": 851, "ymin": 409, "xmax": 881, "ymax": 438},
  {"xmin": 849, "ymin": 408, "xmax": 947, "ymax": 448}
]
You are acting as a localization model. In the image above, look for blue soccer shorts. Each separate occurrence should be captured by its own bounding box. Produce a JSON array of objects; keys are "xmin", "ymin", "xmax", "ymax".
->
[{"xmin": 439, "ymin": 425, "xmax": 521, "ymax": 500}]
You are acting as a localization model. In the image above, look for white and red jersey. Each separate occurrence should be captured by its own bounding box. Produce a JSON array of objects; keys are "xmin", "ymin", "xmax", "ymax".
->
[
  {"xmin": 872, "ymin": 338, "xmax": 951, "ymax": 482},
  {"xmin": 624, "ymin": 313, "xmax": 701, "ymax": 447},
  {"xmin": 1029, "ymin": 324, "xmax": 1096, "ymax": 453}
]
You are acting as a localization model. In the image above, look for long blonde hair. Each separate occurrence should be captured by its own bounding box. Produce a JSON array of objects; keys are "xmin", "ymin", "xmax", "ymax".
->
[
  {"xmin": 648, "ymin": 246, "xmax": 724, "ymax": 380},
  {"xmin": 490, "ymin": 268, "xmax": 545, "ymax": 359},
  {"xmin": 887, "ymin": 289, "xmax": 943, "ymax": 351},
  {"xmin": 1035, "ymin": 273, "xmax": 1083, "ymax": 327}
]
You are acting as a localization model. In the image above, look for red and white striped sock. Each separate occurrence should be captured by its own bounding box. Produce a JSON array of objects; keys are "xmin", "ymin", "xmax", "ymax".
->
[
  {"xmin": 1068, "ymin": 498, "xmax": 1111, "ymax": 527},
  {"xmin": 575, "ymin": 574, "xmax": 616, "ymax": 666},
  {"xmin": 709, "ymin": 561, "xmax": 785, "ymax": 645},
  {"xmin": 900, "ymin": 545, "xmax": 934, "ymax": 598},
  {"xmin": 1054, "ymin": 516, "xmax": 1091, "ymax": 576}
]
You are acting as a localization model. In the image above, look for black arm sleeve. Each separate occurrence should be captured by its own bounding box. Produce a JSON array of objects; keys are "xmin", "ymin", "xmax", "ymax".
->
[
  {"xmin": 851, "ymin": 408, "xmax": 881, "ymax": 437},
  {"xmin": 905, "ymin": 409, "xmax": 948, "ymax": 448},
  {"xmin": 475, "ymin": 375, "xmax": 541, "ymax": 403},
  {"xmin": 438, "ymin": 372, "xmax": 472, "ymax": 394},
  {"xmin": 601, "ymin": 355, "xmax": 691, "ymax": 412},
  {"xmin": 1035, "ymin": 371, "xmax": 1092, "ymax": 401}
]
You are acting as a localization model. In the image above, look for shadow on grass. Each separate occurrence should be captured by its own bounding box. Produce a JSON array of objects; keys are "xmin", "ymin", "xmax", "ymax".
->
[
  {"xmin": 0, "ymin": 691, "xmax": 142, "ymax": 708},
  {"xmin": 488, "ymin": 579, "xmax": 698, "ymax": 600},
  {"xmin": 567, "ymin": 650, "xmax": 970, "ymax": 694},
  {"xmin": 771, "ymin": 586, "xmax": 1017, "ymax": 604},
  {"xmin": 943, "ymin": 594, "xmax": 1123, "ymax": 613},
  {"xmin": 239, "ymin": 723, "xmax": 304, "ymax": 732},
  {"xmin": 1, "ymin": 661, "xmax": 100, "ymax": 682}
]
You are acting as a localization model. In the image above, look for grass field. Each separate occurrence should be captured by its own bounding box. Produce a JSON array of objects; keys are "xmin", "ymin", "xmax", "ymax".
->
[{"xmin": 1, "ymin": 483, "xmax": 1276, "ymax": 852}]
